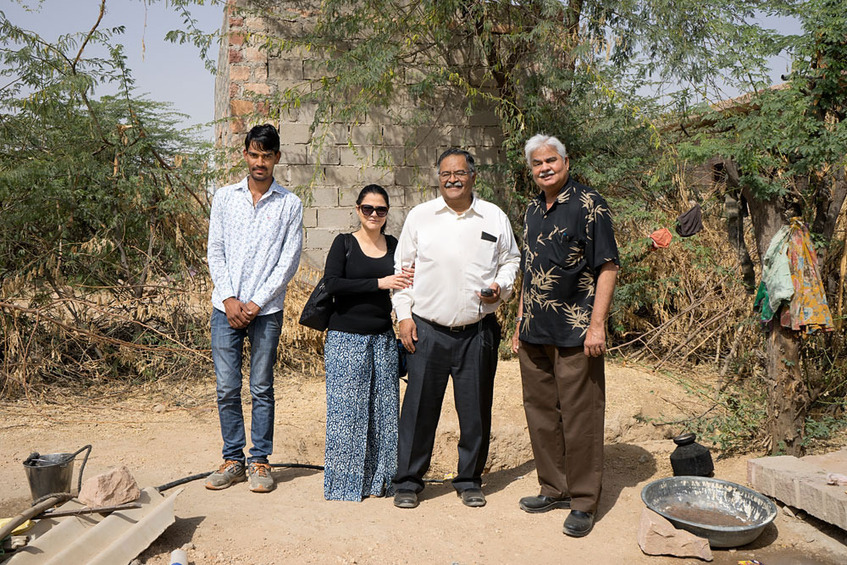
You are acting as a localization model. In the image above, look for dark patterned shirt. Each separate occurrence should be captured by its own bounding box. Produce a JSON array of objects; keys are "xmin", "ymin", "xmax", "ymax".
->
[{"xmin": 519, "ymin": 176, "xmax": 619, "ymax": 347}]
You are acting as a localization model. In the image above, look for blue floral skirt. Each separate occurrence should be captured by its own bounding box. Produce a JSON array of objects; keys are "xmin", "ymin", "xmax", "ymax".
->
[{"xmin": 324, "ymin": 329, "xmax": 399, "ymax": 501}]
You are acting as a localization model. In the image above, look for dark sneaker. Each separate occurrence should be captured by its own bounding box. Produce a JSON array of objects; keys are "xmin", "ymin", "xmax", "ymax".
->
[
  {"xmin": 393, "ymin": 489, "xmax": 418, "ymax": 509},
  {"xmin": 519, "ymin": 494, "xmax": 571, "ymax": 513},
  {"xmin": 563, "ymin": 510, "xmax": 595, "ymax": 537},
  {"xmin": 205, "ymin": 460, "xmax": 246, "ymax": 490},
  {"xmin": 247, "ymin": 461, "xmax": 275, "ymax": 493},
  {"xmin": 459, "ymin": 488, "xmax": 486, "ymax": 508}
]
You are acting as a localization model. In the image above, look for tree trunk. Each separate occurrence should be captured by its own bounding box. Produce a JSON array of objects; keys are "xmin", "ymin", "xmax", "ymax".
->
[
  {"xmin": 730, "ymin": 160, "xmax": 808, "ymax": 453},
  {"xmin": 765, "ymin": 315, "xmax": 808, "ymax": 455}
]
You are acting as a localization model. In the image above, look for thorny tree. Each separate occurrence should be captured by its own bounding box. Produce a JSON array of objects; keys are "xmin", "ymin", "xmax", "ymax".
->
[
  {"xmin": 676, "ymin": 0, "xmax": 847, "ymax": 454},
  {"xmin": 0, "ymin": 1, "xmax": 211, "ymax": 393}
]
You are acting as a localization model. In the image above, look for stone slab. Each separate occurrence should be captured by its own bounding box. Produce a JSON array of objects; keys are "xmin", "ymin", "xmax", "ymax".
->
[
  {"xmin": 803, "ymin": 448, "xmax": 847, "ymax": 475},
  {"xmin": 748, "ymin": 450, "xmax": 847, "ymax": 531},
  {"xmin": 637, "ymin": 508, "xmax": 713, "ymax": 561}
]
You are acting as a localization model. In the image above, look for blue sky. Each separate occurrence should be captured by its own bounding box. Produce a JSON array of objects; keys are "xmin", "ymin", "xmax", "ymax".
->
[{"xmin": 1, "ymin": 0, "xmax": 224, "ymax": 138}]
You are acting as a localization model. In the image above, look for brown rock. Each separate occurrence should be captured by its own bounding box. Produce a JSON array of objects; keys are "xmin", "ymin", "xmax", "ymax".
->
[
  {"xmin": 78, "ymin": 465, "xmax": 141, "ymax": 507},
  {"xmin": 637, "ymin": 508, "xmax": 713, "ymax": 561}
]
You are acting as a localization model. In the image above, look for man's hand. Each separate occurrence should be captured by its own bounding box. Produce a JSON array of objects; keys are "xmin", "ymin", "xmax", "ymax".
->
[
  {"xmin": 584, "ymin": 325, "xmax": 606, "ymax": 357},
  {"xmin": 476, "ymin": 282, "xmax": 501, "ymax": 304},
  {"xmin": 511, "ymin": 323, "xmax": 521, "ymax": 354},
  {"xmin": 244, "ymin": 301, "xmax": 261, "ymax": 323},
  {"xmin": 223, "ymin": 297, "xmax": 253, "ymax": 329},
  {"xmin": 584, "ymin": 262, "xmax": 617, "ymax": 357},
  {"xmin": 399, "ymin": 318, "xmax": 418, "ymax": 354}
]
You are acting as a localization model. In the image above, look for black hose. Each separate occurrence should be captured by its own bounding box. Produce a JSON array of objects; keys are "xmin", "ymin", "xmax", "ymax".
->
[
  {"xmin": 70, "ymin": 445, "xmax": 92, "ymax": 495},
  {"xmin": 154, "ymin": 462, "xmax": 443, "ymax": 492},
  {"xmin": 155, "ymin": 462, "xmax": 325, "ymax": 492}
]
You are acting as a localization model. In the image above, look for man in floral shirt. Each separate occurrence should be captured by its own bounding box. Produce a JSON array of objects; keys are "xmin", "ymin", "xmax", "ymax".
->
[{"xmin": 511, "ymin": 134, "xmax": 619, "ymax": 537}]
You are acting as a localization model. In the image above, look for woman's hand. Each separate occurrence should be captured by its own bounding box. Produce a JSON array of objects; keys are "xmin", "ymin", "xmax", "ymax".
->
[
  {"xmin": 378, "ymin": 273, "xmax": 412, "ymax": 290},
  {"xmin": 401, "ymin": 264, "xmax": 415, "ymax": 283}
]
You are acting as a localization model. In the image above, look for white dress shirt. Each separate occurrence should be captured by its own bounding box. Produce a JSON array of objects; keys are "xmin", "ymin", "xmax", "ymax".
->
[
  {"xmin": 393, "ymin": 195, "xmax": 520, "ymax": 327},
  {"xmin": 207, "ymin": 177, "xmax": 303, "ymax": 315}
]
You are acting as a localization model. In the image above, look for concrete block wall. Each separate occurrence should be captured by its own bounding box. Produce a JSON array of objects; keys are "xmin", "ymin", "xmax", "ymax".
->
[{"xmin": 214, "ymin": 0, "xmax": 505, "ymax": 267}]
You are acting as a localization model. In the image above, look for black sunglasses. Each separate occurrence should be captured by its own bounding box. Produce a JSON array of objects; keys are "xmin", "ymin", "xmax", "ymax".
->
[{"xmin": 359, "ymin": 204, "xmax": 389, "ymax": 217}]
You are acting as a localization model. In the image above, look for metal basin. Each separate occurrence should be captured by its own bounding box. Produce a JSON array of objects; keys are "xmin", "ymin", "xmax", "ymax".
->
[{"xmin": 641, "ymin": 476, "xmax": 777, "ymax": 548}]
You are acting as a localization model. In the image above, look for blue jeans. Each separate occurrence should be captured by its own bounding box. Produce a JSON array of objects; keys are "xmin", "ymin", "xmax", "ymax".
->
[{"xmin": 211, "ymin": 308, "xmax": 283, "ymax": 464}]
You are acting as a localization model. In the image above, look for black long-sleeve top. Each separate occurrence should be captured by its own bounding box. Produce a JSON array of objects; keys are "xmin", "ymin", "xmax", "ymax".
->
[{"xmin": 324, "ymin": 233, "xmax": 397, "ymax": 335}]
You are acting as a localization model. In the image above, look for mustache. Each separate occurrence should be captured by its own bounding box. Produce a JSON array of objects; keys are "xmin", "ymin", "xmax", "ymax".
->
[
  {"xmin": 538, "ymin": 170, "xmax": 555, "ymax": 178},
  {"xmin": 444, "ymin": 181, "xmax": 463, "ymax": 188}
]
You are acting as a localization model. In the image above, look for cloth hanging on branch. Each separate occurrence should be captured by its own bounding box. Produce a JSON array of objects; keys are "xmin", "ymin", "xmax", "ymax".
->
[
  {"xmin": 754, "ymin": 226, "xmax": 792, "ymax": 323},
  {"xmin": 753, "ymin": 219, "xmax": 833, "ymax": 333},
  {"xmin": 786, "ymin": 218, "xmax": 833, "ymax": 333}
]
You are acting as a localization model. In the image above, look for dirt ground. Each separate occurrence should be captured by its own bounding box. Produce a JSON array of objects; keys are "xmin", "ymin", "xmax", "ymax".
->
[{"xmin": 1, "ymin": 359, "xmax": 846, "ymax": 564}]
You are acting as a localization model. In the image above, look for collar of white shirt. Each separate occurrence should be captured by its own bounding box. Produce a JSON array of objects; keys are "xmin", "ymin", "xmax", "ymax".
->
[{"xmin": 433, "ymin": 195, "xmax": 484, "ymax": 218}]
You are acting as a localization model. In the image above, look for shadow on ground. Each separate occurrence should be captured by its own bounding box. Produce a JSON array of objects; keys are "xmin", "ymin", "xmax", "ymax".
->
[
  {"xmin": 599, "ymin": 443, "xmax": 656, "ymax": 521},
  {"xmin": 139, "ymin": 515, "xmax": 206, "ymax": 560}
]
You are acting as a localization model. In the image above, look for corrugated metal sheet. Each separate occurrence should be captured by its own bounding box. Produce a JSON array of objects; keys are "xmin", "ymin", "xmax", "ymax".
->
[{"xmin": 6, "ymin": 487, "xmax": 180, "ymax": 564}]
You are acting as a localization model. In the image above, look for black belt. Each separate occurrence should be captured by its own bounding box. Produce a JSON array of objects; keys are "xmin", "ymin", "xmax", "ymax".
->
[{"xmin": 415, "ymin": 314, "xmax": 490, "ymax": 333}]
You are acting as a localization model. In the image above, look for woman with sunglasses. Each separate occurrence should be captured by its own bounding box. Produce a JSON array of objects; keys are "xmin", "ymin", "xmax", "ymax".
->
[{"xmin": 322, "ymin": 184, "xmax": 412, "ymax": 501}]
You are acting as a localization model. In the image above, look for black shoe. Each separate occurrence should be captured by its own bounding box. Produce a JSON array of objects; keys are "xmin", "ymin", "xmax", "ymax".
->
[
  {"xmin": 458, "ymin": 488, "xmax": 486, "ymax": 508},
  {"xmin": 393, "ymin": 489, "xmax": 418, "ymax": 509},
  {"xmin": 519, "ymin": 494, "xmax": 571, "ymax": 513},
  {"xmin": 563, "ymin": 510, "xmax": 595, "ymax": 537}
]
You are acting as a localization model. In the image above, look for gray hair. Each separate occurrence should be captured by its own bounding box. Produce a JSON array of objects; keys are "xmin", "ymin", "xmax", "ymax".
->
[
  {"xmin": 436, "ymin": 148, "xmax": 476, "ymax": 174},
  {"xmin": 524, "ymin": 134, "xmax": 567, "ymax": 167}
]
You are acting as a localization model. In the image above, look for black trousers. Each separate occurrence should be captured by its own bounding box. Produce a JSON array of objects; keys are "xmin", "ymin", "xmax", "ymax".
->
[{"xmin": 393, "ymin": 314, "xmax": 500, "ymax": 493}]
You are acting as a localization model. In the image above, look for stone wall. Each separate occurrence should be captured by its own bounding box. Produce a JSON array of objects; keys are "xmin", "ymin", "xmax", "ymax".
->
[{"xmin": 214, "ymin": 0, "xmax": 505, "ymax": 267}]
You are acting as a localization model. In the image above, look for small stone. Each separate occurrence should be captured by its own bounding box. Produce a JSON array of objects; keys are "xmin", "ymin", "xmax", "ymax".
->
[
  {"xmin": 129, "ymin": 560, "xmax": 142, "ymax": 565},
  {"xmin": 182, "ymin": 542, "xmax": 195, "ymax": 551},
  {"xmin": 638, "ymin": 508, "xmax": 713, "ymax": 561},
  {"xmin": 152, "ymin": 403, "xmax": 166, "ymax": 413},
  {"xmin": 782, "ymin": 505, "xmax": 796, "ymax": 518},
  {"xmin": 78, "ymin": 465, "xmax": 141, "ymax": 507},
  {"xmin": 639, "ymin": 454, "xmax": 650, "ymax": 464}
]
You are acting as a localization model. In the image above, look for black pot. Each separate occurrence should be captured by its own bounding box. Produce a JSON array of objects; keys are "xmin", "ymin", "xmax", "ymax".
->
[{"xmin": 670, "ymin": 433, "xmax": 714, "ymax": 477}]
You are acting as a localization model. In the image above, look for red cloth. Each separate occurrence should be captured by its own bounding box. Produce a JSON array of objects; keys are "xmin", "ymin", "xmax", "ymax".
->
[{"xmin": 650, "ymin": 228, "xmax": 672, "ymax": 249}]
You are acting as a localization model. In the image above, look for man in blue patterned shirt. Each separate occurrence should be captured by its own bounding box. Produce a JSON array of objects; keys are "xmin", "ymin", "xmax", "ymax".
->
[{"xmin": 205, "ymin": 124, "xmax": 303, "ymax": 493}]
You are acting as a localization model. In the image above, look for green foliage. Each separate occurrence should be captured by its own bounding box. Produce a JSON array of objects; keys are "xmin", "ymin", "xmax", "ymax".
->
[
  {"xmin": 0, "ymin": 2, "xmax": 214, "ymax": 395},
  {"xmin": 0, "ymin": 7, "xmax": 211, "ymax": 300},
  {"xmin": 674, "ymin": 0, "xmax": 846, "ymax": 224},
  {"xmin": 639, "ymin": 371, "xmax": 770, "ymax": 455},
  {"xmin": 227, "ymin": 0, "xmax": 796, "ymax": 207},
  {"xmin": 803, "ymin": 414, "xmax": 847, "ymax": 446}
]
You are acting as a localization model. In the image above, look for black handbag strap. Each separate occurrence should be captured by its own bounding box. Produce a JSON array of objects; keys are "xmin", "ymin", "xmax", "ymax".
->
[{"xmin": 342, "ymin": 233, "xmax": 353, "ymax": 277}]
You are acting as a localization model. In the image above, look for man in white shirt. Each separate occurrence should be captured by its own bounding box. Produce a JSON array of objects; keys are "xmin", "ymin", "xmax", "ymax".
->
[
  {"xmin": 205, "ymin": 124, "xmax": 303, "ymax": 493},
  {"xmin": 392, "ymin": 148, "xmax": 520, "ymax": 508}
]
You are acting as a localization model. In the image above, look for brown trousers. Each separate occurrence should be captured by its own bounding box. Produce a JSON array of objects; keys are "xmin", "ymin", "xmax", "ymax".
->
[{"xmin": 518, "ymin": 342, "xmax": 605, "ymax": 513}]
